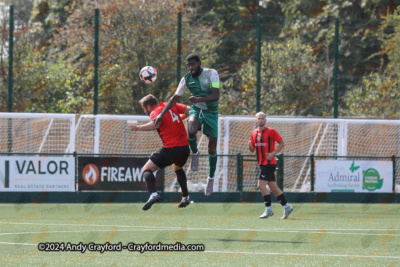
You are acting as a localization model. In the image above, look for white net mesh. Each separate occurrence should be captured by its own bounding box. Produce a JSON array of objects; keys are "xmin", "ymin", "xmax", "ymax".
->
[
  {"xmin": 347, "ymin": 123, "xmax": 399, "ymax": 156},
  {"xmin": 219, "ymin": 118, "xmax": 342, "ymax": 192},
  {"xmin": 1, "ymin": 114, "xmax": 399, "ymax": 192},
  {"xmin": 75, "ymin": 115, "xmax": 95, "ymax": 154},
  {"xmin": 0, "ymin": 114, "xmax": 74, "ymax": 154},
  {"xmin": 79, "ymin": 115, "xmax": 212, "ymax": 192}
]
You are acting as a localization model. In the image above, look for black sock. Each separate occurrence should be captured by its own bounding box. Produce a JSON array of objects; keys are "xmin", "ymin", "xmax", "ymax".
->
[
  {"xmin": 175, "ymin": 169, "xmax": 188, "ymax": 197},
  {"xmin": 143, "ymin": 170, "xmax": 156, "ymax": 194},
  {"xmin": 263, "ymin": 194, "xmax": 271, "ymax": 207},
  {"xmin": 276, "ymin": 193, "xmax": 287, "ymax": 206}
]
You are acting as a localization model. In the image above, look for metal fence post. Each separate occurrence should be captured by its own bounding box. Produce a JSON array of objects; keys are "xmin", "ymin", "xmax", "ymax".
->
[
  {"xmin": 256, "ymin": 14, "xmax": 261, "ymax": 112},
  {"xmin": 8, "ymin": 5, "xmax": 14, "ymax": 113},
  {"xmin": 177, "ymin": 12, "xmax": 182, "ymax": 84},
  {"xmin": 392, "ymin": 155, "xmax": 396, "ymax": 192},
  {"xmin": 94, "ymin": 8, "xmax": 100, "ymax": 115},
  {"xmin": 277, "ymin": 153, "xmax": 284, "ymax": 190},
  {"xmin": 74, "ymin": 151, "xmax": 77, "ymax": 192},
  {"xmin": 310, "ymin": 154, "xmax": 315, "ymax": 192},
  {"xmin": 7, "ymin": 5, "xmax": 14, "ymax": 154},
  {"xmin": 333, "ymin": 17, "xmax": 339, "ymax": 118},
  {"xmin": 236, "ymin": 154, "xmax": 243, "ymax": 192}
]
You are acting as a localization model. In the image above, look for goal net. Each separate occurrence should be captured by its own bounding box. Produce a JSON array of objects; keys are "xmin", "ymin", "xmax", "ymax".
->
[
  {"xmin": 75, "ymin": 115, "xmax": 210, "ymax": 193},
  {"xmin": 220, "ymin": 117, "xmax": 400, "ymax": 192},
  {"xmin": 0, "ymin": 113, "xmax": 75, "ymax": 154},
  {"xmin": 1, "ymin": 113, "xmax": 399, "ymax": 192}
]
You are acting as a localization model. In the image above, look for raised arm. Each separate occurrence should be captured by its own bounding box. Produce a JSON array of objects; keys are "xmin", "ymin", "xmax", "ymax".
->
[
  {"xmin": 129, "ymin": 121, "xmax": 159, "ymax": 131},
  {"xmin": 152, "ymin": 95, "xmax": 180, "ymax": 126}
]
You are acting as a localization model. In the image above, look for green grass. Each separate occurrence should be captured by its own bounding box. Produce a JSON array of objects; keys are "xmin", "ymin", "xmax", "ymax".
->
[{"xmin": 0, "ymin": 202, "xmax": 399, "ymax": 266}]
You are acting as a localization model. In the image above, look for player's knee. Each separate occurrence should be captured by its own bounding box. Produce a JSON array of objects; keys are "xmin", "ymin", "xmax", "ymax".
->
[
  {"xmin": 175, "ymin": 168, "xmax": 186, "ymax": 179},
  {"xmin": 188, "ymin": 120, "xmax": 199, "ymax": 136},
  {"xmin": 259, "ymin": 186, "xmax": 269, "ymax": 194},
  {"xmin": 143, "ymin": 169, "xmax": 155, "ymax": 183},
  {"xmin": 208, "ymin": 149, "xmax": 216, "ymax": 155},
  {"xmin": 257, "ymin": 183, "xmax": 264, "ymax": 191},
  {"xmin": 188, "ymin": 131, "xmax": 196, "ymax": 139},
  {"xmin": 208, "ymin": 137, "xmax": 217, "ymax": 152},
  {"xmin": 268, "ymin": 181, "xmax": 277, "ymax": 190}
]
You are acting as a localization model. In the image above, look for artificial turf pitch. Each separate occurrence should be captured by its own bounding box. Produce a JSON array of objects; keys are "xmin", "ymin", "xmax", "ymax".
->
[{"xmin": 0, "ymin": 202, "xmax": 399, "ymax": 266}]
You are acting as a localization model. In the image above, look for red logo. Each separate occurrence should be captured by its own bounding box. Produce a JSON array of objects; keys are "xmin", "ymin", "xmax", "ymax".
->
[{"xmin": 82, "ymin": 164, "xmax": 99, "ymax": 185}]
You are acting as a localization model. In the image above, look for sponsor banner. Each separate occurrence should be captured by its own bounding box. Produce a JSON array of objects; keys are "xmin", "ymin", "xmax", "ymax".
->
[
  {"xmin": 78, "ymin": 157, "xmax": 164, "ymax": 191},
  {"xmin": 0, "ymin": 156, "xmax": 75, "ymax": 192},
  {"xmin": 315, "ymin": 160, "xmax": 393, "ymax": 193}
]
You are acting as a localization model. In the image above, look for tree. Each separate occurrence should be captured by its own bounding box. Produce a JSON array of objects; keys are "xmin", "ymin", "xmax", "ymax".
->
[
  {"xmin": 0, "ymin": 1, "xmax": 35, "ymax": 111},
  {"xmin": 220, "ymin": 38, "xmax": 331, "ymax": 116},
  {"xmin": 345, "ymin": 9, "xmax": 400, "ymax": 118},
  {"xmin": 3, "ymin": 0, "xmax": 220, "ymax": 114},
  {"xmin": 273, "ymin": 0, "xmax": 398, "ymax": 116},
  {"xmin": 46, "ymin": 0, "xmax": 220, "ymax": 114}
]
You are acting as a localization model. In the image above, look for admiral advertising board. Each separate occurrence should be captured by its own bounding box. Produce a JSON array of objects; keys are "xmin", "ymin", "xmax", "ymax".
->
[
  {"xmin": 78, "ymin": 157, "xmax": 164, "ymax": 191},
  {"xmin": 315, "ymin": 160, "xmax": 393, "ymax": 193},
  {"xmin": 0, "ymin": 156, "xmax": 75, "ymax": 192}
]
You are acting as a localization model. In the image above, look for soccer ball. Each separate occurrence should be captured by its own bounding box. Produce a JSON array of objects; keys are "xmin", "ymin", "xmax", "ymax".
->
[{"xmin": 139, "ymin": 66, "xmax": 157, "ymax": 84}]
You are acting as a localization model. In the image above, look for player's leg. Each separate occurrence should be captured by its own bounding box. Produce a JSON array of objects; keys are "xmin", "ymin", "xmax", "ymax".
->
[
  {"xmin": 171, "ymin": 145, "xmax": 191, "ymax": 208},
  {"xmin": 142, "ymin": 159, "xmax": 161, "ymax": 211},
  {"xmin": 258, "ymin": 166, "xmax": 274, "ymax": 219},
  {"xmin": 202, "ymin": 111, "xmax": 218, "ymax": 196},
  {"xmin": 173, "ymin": 165, "xmax": 190, "ymax": 208},
  {"xmin": 204, "ymin": 135, "xmax": 217, "ymax": 196},
  {"xmin": 142, "ymin": 147, "xmax": 171, "ymax": 211},
  {"xmin": 207, "ymin": 135, "xmax": 218, "ymax": 178},
  {"xmin": 265, "ymin": 165, "xmax": 293, "ymax": 219},
  {"xmin": 268, "ymin": 181, "xmax": 293, "ymax": 219},
  {"xmin": 188, "ymin": 116, "xmax": 201, "ymax": 153},
  {"xmin": 188, "ymin": 107, "xmax": 202, "ymax": 171}
]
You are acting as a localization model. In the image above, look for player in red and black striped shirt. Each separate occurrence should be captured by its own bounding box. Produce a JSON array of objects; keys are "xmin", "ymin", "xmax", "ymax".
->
[
  {"xmin": 248, "ymin": 112, "xmax": 293, "ymax": 219},
  {"xmin": 129, "ymin": 94, "xmax": 191, "ymax": 211}
]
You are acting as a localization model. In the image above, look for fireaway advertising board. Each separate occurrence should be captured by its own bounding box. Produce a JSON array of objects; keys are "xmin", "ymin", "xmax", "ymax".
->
[{"xmin": 78, "ymin": 157, "xmax": 164, "ymax": 191}]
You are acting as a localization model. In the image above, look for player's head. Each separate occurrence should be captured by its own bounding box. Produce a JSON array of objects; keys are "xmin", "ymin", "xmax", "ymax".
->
[
  {"xmin": 139, "ymin": 94, "xmax": 159, "ymax": 116},
  {"xmin": 255, "ymin": 112, "xmax": 267, "ymax": 127},
  {"xmin": 186, "ymin": 53, "xmax": 202, "ymax": 77}
]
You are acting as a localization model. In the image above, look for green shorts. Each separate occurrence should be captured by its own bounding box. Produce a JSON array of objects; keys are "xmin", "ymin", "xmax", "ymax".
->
[{"xmin": 189, "ymin": 106, "xmax": 218, "ymax": 138}]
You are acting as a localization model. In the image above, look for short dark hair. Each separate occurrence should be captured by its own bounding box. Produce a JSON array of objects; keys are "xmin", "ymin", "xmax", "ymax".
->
[
  {"xmin": 139, "ymin": 94, "xmax": 159, "ymax": 107},
  {"xmin": 186, "ymin": 53, "xmax": 201, "ymax": 63}
]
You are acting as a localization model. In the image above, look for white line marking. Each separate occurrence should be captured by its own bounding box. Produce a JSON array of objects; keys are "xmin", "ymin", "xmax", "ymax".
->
[
  {"xmin": 0, "ymin": 225, "xmax": 399, "ymax": 237},
  {"xmin": 204, "ymin": 250, "xmax": 400, "ymax": 259},
  {"xmin": 0, "ymin": 229, "xmax": 164, "ymax": 236},
  {"xmin": 2, "ymin": 222, "xmax": 400, "ymax": 232},
  {"xmin": 0, "ymin": 242, "xmax": 36, "ymax": 246}
]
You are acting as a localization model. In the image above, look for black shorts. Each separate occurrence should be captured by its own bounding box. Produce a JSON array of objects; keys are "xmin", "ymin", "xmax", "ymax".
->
[
  {"xmin": 150, "ymin": 145, "xmax": 190, "ymax": 169},
  {"xmin": 258, "ymin": 164, "xmax": 276, "ymax": 181}
]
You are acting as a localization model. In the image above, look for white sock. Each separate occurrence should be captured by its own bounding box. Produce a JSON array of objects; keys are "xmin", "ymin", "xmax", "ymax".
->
[
  {"xmin": 208, "ymin": 177, "xmax": 214, "ymax": 180},
  {"xmin": 183, "ymin": 196, "xmax": 189, "ymax": 200},
  {"xmin": 266, "ymin": 206, "xmax": 272, "ymax": 210},
  {"xmin": 151, "ymin": 192, "xmax": 158, "ymax": 197},
  {"xmin": 284, "ymin": 203, "xmax": 289, "ymax": 208}
]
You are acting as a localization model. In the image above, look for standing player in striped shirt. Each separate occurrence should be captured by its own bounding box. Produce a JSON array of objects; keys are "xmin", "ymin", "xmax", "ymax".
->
[
  {"xmin": 129, "ymin": 94, "xmax": 191, "ymax": 211},
  {"xmin": 153, "ymin": 54, "xmax": 220, "ymax": 196},
  {"xmin": 248, "ymin": 112, "xmax": 293, "ymax": 219}
]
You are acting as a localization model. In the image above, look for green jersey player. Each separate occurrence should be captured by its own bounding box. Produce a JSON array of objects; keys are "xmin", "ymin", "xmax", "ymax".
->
[{"xmin": 153, "ymin": 54, "xmax": 220, "ymax": 196}]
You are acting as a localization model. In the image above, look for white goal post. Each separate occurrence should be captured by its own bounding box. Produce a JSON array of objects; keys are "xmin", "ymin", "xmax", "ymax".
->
[{"xmin": 1, "ymin": 113, "xmax": 399, "ymax": 192}]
